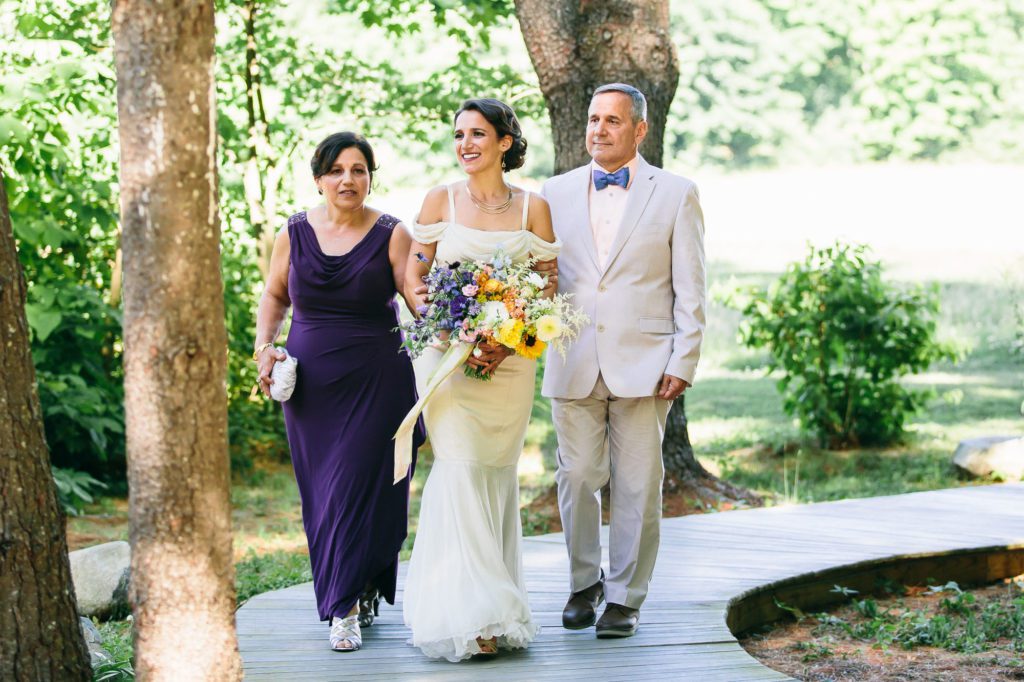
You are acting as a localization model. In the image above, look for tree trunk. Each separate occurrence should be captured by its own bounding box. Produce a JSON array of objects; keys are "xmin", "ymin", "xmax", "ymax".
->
[
  {"xmin": 112, "ymin": 1, "xmax": 242, "ymax": 679},
  {"xmin": 0, "ymin": 173, "xmax": 91, "ymax": 681},
  {"xmin": 240, "ymin": 0, "xmax": 291, "ymax": 277},
  {"xmin": 663, "ymin": 396, "xmax": 762, "ymax": 506},
  {"xmin": 514, "ymin": 0, "xmax": 679, "ymax": 173},
  {"xmin": 516, "ymin": 0, "xmax": 758, "ymax": 505}
]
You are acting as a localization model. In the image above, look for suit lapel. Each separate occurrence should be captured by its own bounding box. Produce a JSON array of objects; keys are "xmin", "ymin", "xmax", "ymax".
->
[
  {"xmin": 602, "ymin": 157, "xmax": 656, "ymax": 274},
  {"xmin": 571, "ymin": 166, "xmax": 600, "ymax": 270}
]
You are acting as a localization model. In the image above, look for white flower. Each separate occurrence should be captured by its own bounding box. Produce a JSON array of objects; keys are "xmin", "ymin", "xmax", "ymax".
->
[
  {"xmin": 481, "ymin": 300, "xmax": 510, "ymax": 326},
  {"xmin": 535, "ymin": 314, "xmax": 563, "ymax": 342},
  {"xmin": 526, "ymin": 272, "xmax": 546, "ymax": 289}
]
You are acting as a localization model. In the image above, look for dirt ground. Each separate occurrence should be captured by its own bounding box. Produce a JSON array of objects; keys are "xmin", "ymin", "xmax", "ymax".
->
[
  {"xmin": 523, "ymin": 470, "xmax": 749, "ymax": 534},
  {"xmin": 741, "ymin": 582, "xmax": 1024, "ymax": 681}
]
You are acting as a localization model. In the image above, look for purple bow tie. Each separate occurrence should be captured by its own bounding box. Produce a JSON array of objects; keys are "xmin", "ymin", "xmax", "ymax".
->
[{"xmin": 593, "ymin": 167, "xmax": 629, "ymax": 191}]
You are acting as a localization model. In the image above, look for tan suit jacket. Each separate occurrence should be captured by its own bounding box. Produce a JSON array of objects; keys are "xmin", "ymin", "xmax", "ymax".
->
[{"xmin": 542, "ymin": 156, "xmax": 706, "ymax": 399}]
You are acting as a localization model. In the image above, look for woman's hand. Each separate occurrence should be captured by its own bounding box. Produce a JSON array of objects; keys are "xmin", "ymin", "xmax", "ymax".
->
[
  {"xmin": 411, "ymin": 283, "xmax": 430, "ymax": 316},
  {"xmin": 466, "ymin": 341, "xmax": 512, "ymax": 376},
  {"xmin": 256, "ymin": 346, "xmax": 288, "ymax": 397}
]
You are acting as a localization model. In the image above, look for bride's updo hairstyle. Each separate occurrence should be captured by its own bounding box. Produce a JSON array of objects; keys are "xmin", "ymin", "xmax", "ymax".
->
[{"xmin": 454, "ymin": 98, "xmax": 528, "ymax": 172}]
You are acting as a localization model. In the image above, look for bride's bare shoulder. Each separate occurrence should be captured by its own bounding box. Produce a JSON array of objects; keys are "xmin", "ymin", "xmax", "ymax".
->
[{"xmin": 418, "ymin": 184, "xmax": 454, "ymax": 224}]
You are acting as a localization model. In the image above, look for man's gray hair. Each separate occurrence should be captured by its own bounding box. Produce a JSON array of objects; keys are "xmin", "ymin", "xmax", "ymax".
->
[{"xmin": 592, "ymin": 83, "xmax": 647, "ymax": 122}]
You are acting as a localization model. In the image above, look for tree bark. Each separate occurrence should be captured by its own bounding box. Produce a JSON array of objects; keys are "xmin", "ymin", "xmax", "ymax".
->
[
  {"xmin": 0, "ymin": 173, "xmax": 92, "ymax": 682},
  {"xmin": 516, "ymin": 0, "xmax": 758, "ymax": 504},
  {"xmin": 112, "ymin": 1, "xmax": 242, "ymax": 679},
  {"xmin": 514, "ymin": 0, "xmax": 679, "ymax": 173},
  {"xmin": 663, "ymin": 396, "xmax": 762, "ymax": 506}
]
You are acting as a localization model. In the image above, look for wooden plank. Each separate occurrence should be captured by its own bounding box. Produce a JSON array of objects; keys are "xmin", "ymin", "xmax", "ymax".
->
[{"xmin": 236, "ymin": 482, "xmax": 1024, "ymax": 681}]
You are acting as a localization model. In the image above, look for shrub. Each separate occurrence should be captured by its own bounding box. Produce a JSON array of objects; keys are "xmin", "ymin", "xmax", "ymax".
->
[
  {"xmin": 737, "ymin": 242, "xmax": 956, "ymax": 448},
  {"xmin": 51, "ymin": 466, "xmax": 107, "ymax": 516}
]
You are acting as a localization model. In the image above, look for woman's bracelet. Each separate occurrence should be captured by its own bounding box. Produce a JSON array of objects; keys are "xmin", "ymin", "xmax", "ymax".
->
[{"xmin": 252, "ymin": 342, "xmax": 275, "ymax": 361}]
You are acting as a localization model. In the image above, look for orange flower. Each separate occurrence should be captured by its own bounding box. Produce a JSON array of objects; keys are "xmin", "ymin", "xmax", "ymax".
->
[
  {"xmin": 483, "ymin": 278, "xmax": 505, "ymax": 295},
  {"xmin": 516, "ymin": 335, "xmax": 546, "ymax": 360},
  {"xmin": 503, "ymin": 289, "xmax": 520, "ymax": 316}
]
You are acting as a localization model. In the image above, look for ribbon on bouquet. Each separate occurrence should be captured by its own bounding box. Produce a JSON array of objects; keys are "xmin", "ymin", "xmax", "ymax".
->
[{"xmin": 392, "ymin": 340, "xmax": 475, "ymax": 484}]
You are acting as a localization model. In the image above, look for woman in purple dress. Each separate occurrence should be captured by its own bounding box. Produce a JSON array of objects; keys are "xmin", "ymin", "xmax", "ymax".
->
[{"xmin": 253, "ymin": 132, "xmax": 423, "ymax": 652}]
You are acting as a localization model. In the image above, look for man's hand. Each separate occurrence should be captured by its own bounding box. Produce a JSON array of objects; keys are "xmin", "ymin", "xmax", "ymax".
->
[
  {"xmin": 657, "ymin": 373, "xmax": 689, "ymax": 400},
  {"xmin": 533, "ymin": 259, "xmax": 558, "ymax": 297}
]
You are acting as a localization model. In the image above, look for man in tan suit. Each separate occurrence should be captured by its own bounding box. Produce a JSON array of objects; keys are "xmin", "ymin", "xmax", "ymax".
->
[{"xmin": 541, "ymin": 83, "xmax": 705, "ymax": 638}]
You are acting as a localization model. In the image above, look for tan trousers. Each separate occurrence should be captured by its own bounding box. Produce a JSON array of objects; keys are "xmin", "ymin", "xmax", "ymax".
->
[{"xmin": 552, "ymin": 373, "xmax": 671, "ymax": 609}]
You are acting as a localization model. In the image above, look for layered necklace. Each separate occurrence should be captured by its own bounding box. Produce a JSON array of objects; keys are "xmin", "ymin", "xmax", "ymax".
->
[{"xmin": 466, "ymin": 182, "xmax": 513, "ymax": 215}]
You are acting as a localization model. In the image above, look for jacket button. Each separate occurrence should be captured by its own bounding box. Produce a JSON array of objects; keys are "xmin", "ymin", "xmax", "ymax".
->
[
  {"xmin": 597, "ymin": 324, "xmax": 605, "ymax": 332},
  {"xmin": 598, "ymin": 285, "xmax": 607, "ymax": 292}
]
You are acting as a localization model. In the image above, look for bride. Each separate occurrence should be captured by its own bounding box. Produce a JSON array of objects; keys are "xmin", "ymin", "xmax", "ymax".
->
[{"xmin": 402, "ymin": 98, "xmax": 560, "ymax": 661}]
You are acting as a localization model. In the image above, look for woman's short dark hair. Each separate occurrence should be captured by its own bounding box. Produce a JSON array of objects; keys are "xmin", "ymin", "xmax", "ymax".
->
[
  {"xmin": 310, "ymin": 132, "xmax": 378, "ymax": 181},
  {"xmin": 454, "ymin": 98, "xmax": 527, "ymax": 172}
]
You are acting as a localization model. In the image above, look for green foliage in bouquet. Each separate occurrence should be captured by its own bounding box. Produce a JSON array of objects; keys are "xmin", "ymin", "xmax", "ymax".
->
[{"xmin": 736, "ymin": 242, "xmax": 958, "ymax": 448}]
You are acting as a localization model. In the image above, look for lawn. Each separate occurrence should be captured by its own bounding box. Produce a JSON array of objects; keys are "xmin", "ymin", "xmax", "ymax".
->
[{"xmin": 66, "ymin": 162, "xmax": 1024, "ymax": 609}]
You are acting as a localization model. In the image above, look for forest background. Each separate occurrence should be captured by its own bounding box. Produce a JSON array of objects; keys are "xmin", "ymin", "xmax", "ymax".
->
[{"xmin": 2, "ymin": 0, "xmax": 1023, "ymax": 562}]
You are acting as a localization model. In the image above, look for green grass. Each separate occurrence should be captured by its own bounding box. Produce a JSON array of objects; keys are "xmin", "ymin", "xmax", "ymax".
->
[
  {"xmin": 92, "ymin": 619, "xmax": 134, "ymax": 681},
  {"xmin": 677, "ymin": 272, "xmax": 1024, "ymax": 504},
  {"xmin": 234, "ymin": 550, "xmax": 313, "ymax": 605}
]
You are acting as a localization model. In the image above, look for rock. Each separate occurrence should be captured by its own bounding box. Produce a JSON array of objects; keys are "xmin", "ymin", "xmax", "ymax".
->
[
  {"xmin": 953, "ymin": 436, "xmax": 1024, "ymax": 481},
  {"xmin": 79, "ymin": 616, "xmax": 112, "ymax": 668},
  {"xmin": 69, "ymin": 540, "xmax": 131, "ymax": 620}
]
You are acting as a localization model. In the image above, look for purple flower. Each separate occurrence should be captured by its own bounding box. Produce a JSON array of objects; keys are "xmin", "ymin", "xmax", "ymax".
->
[{"xmin": 449, "ymin": 295, "xmax": 468, "ymax": 318}]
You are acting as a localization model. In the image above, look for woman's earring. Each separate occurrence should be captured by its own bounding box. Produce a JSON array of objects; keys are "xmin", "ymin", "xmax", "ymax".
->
[
  {"xmin": 317, "ymin": 187, "xmax": 323, "ymax": 195},
  {"xmin": 501, "ymin": 157, "xmax": 507, "ymax": 172}
]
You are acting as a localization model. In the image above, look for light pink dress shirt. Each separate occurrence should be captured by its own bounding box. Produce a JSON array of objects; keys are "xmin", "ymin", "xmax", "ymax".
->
[{"xmin": 588, "ymin": 155, "xmax": 639, "ymax": 268}]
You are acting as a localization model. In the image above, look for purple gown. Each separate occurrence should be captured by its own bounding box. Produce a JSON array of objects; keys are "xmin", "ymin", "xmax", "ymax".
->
[{"xmin": 282, "ymin": 211, "xmax": 423, "ymax": 622}]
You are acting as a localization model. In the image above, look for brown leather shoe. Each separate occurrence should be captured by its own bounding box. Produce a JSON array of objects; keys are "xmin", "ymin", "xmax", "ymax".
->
[
  {"xmin": 562, "ymin": 573, "xmax": 605, "ymax": 629},
  {"xmin": 595, "ymin": 603, "xmax": 639, "ymax": 638}
]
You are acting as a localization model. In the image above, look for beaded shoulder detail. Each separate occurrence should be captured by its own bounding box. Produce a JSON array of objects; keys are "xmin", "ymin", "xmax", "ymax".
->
[{"xmin": 377, "ymin": 213, "xmax": 400, "ymax": 231}]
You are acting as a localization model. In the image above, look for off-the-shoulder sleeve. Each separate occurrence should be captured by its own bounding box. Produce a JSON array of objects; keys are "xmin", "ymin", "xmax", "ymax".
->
[
  {"xmin": 529, "ymin": 232, "xmax": 561, "ymax": 260},
  {"xmin": 411, "ymin": 220, "xmax": 448, "ymax": 244}
]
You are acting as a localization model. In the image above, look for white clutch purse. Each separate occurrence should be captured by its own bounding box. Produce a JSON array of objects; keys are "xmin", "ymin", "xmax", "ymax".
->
[{"xmin": 269, "ymin": 349, "xmax": 298, "ymax": 402}]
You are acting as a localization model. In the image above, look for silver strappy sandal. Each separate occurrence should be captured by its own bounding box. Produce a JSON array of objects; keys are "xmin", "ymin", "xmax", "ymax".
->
[{"xmin": 329, "ymin": 615, "xmax": 362, "ymax": 652}]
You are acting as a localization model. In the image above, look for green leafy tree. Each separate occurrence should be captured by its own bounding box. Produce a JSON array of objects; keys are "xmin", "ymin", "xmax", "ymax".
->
[
  {"xmin": 738, "ymin": 242, "xmax": 957, "ymax": 448},
  {"xmin": 0, "ymin": 0, "xmax": 125, "ymax": 477},
  {"xmin": 668, "ymin": 0, "xmax": 808, "ymax": 167},
  {"xmin": 760, "ymin": 0, "xmax": 1024, "ymax": 162}
]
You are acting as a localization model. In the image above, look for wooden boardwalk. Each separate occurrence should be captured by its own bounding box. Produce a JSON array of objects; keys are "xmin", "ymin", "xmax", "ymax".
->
[{"xmin": 237, "ymin": 483, "xmax": 1024, "ymax": 681}]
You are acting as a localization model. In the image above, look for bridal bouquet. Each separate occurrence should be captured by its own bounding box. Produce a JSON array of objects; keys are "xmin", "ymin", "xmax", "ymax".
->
[{"xmin": 400, "ymin": 250, "xmax": 588, "ymax": 379}]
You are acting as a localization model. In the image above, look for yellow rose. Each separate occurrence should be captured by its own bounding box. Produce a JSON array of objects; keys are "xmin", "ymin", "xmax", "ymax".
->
[
  {"xmin": 496, "ymin": 318, "xmax": 524, "ymax": 348},
  {"xmin": 483, "ymin": 278, "xmax": 505, "ymax": 295},
  {"xmin": 535, "ymin": 314, "xmax": 563, "ymax": 342}
]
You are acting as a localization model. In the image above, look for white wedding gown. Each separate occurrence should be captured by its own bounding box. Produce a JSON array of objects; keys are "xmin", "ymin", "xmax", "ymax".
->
[{"xmin": 403, "ymin": 188, "xmax": 560, "ymax": 661}]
